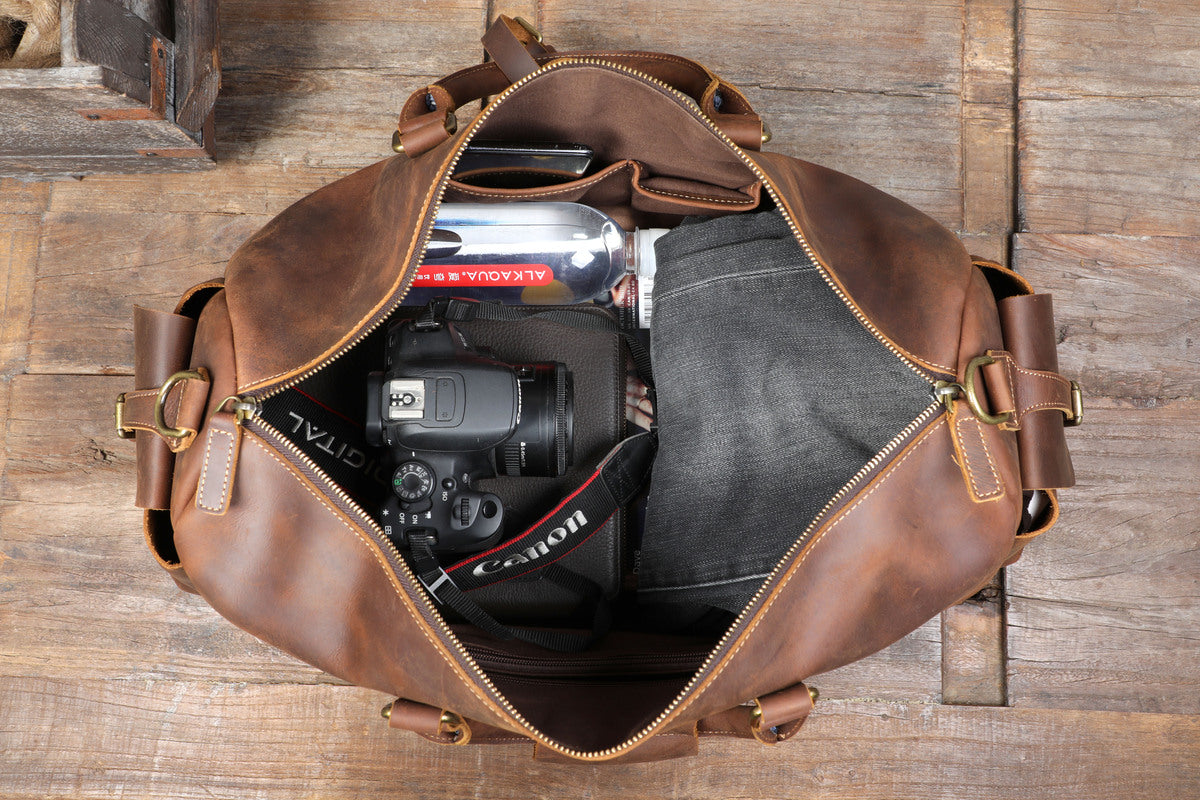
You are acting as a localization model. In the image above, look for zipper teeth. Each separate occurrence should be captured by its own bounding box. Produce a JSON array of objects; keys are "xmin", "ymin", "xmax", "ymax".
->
[
  {"xmin": 250, "ymin": 398, "xmax": 941, "ymax": 761},
  {"xmin": 239, "ymin": 57, "xmax": 949, "ymax": 759},
  {"xmin": 574, "ymin": 400, "xmax": 944, "ymax": 757}
]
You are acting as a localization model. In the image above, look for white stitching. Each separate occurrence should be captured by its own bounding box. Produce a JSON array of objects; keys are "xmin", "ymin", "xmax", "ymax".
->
[
  {"xmin": 956, "ymin": 414, "xmax": 1003, "ymax": 501},
  {"xmin": 197, "ymin": 428, "xmax": 235, "ymax": 513}
]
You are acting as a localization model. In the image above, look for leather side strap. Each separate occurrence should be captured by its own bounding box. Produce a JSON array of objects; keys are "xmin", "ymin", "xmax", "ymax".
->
[
  {"xmin": 118, "ymin": 371, "xmax": 212, "ymax": 453},
  {"xmin": 129, "ymin": 306, "xmax": 199, "ymax": 508},
  {"xmin": 979, "ymin": 293, "xmax": 1079, "ymax": 490}
]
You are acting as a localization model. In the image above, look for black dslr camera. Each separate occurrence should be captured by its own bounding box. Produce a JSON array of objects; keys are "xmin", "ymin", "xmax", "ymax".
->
[{"xmin": 366, "ymin": 316, "xmax": 574, "ymax": 554}]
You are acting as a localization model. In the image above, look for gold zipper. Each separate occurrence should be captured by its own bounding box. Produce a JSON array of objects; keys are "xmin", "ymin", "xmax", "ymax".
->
[{"xmin": 224, "ymin": 56, "xmax": 953, "ymax": 759}]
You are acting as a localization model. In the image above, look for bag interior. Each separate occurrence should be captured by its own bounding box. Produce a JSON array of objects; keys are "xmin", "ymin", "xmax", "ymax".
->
[{"xmin": 257, "ymin": 66, "xmax": 936, "ymax": 751}]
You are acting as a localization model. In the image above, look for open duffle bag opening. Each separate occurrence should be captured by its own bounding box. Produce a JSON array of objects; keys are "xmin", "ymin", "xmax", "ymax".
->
[{"xmin": 117, "ymin": 17, "xmax": 1080, "ymax": 763}]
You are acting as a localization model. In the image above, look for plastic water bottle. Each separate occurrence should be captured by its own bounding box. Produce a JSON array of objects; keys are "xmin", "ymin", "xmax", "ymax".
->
[{"xmin": 406, "ymin": 202, "xmax": 669, "ymax": 328}]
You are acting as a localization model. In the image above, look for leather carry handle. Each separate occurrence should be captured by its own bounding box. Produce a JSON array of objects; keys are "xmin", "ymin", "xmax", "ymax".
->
[
  {"xmin": 394, "ymin": 16, "xmax": 765, "ymax": 157},
  {"xmin": 382, "ymin": 682, "xmax": 817, "ymax": 761}
]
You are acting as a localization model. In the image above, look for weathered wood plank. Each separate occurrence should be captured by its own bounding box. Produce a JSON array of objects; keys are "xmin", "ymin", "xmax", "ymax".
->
[
  {"xmin": 941, "ymin": 575, "xmax": 1006, "ymax": 706},
  {"xmin": 219, "ymin": 0, "xmax": 487, "ymax": 73},
  {"xmin": 0, "ymin": 374, "xmax": 339, "ymax": 683},
  {"xmin": 747, "ymin": 87, "xmax": 964, "ymax": 229},
  {"xmin": 1018, "ymin": 97, "xmax": 1200, "ymax": 236},
  {"xmin": 214, "ymin": 68, "xmax": 439, "ymax": 168},
  {"xmin": 541, "ymin": 0, "xmax": 966, "ymax": 96},
  {"xmin": 1017, "ymin": 0, "xmax": 1198, "ymax": 234},
  {"xmin": 44, "ymin": 164, "xmax": 343, "ymax": 216},
  {"xmin": 1019, "ymin": 0, "xmax": 1200, "ymax": 100},
  {"xmin": 962, "ymin": 0, "xmax": 1016, "ymax": 239},
  {"xmin": 3, "ymin": 679, "xmax": 1199, "ymax": 799},
  {"xmin": 26, "ymin": 210, "xmax": 266, "ymax": 375},
  {"xmin": 1006, "ymin": 233, "xmax": 1199, "ymax": 712},
  {"xmin": 1005, "ymin": 399, "xmax": 1200, "ymax": 714},
  {"xmin": 1011, "ymin": 233, "xmax": 1200, "ymax": 402},
  {"xmin": 540, "ymin": 1, "xmax": 968, "ymax": 229}
]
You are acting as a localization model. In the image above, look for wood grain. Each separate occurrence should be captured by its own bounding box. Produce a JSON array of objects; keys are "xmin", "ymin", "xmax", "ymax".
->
[
  {"xmin": 1018, "ymin": 97, "xmax": 1200, "ymax": 236},
  {"xmin": 1005, "ymin": 233, "xmax": 1200, "ymax": 712},
  {"xmin": 2, "ymin": 679, "xmax": 1198, "ymax": 799},
  {"xmin": 962, "ymin": 0, "xmax": 1016, "ymax": 240},
  {"xmin": 26, "ymin": 211, "xmax": 266, "ymax": 375},
  {"xmin": 219, "ymin": 0, "xmax": 486, "ymax": 73},
  {"xmin": 0, "ymin": 182, "xmax": 48, "ymax": 493},
  {"xmin": 1016, "ymin": 0, "xmax": 1199, "ymax": 234},
  {"xmin": 1005, "ymin": 399, "xmax": 1200, "ymax": 714},
  {"xmin": 214, "ymin": 67, "xmax": 438, "ymax": 168},
  {"xmin": 1011, "ymin": 233, "xmax": 1200, "ymax": 402},
  {"xmin": 541, "ymin": 0, "xmax": 969, "ymax": 229},
  {"xmin": 942, "ymin": 574, "xmax": 1006, "ymax": 706},
  {"xmin": 1019, "ymin": 0, "xmax": 1200, "ymax": 100},
  {"xmin": 541, "ymin": 0, "xmax": 965, "ymax": 96}
]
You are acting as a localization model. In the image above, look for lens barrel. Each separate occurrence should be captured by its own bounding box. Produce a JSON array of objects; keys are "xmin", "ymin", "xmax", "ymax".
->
[{"xmin": 498, "ymin": 363, "xmax": 574, "ymax": 477}]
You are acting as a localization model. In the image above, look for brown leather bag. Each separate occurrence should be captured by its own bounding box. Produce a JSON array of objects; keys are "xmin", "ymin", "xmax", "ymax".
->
[{"xmin": 115, "ymin": 17, "xmax": 1081, "ymax": 762}]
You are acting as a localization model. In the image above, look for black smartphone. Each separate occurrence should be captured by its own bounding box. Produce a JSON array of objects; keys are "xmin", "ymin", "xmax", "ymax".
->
[{"xmin": 453, "ymin": 141, "xmax": 595, "ymax": 188}]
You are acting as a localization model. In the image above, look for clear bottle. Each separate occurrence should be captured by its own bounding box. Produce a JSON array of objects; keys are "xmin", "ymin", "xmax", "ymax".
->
[{"xmin": 406, "ymin": 202, "xmax": 669, "ymax": 328}]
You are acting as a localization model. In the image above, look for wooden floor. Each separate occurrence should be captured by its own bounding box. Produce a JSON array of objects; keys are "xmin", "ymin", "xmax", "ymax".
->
[{"xmin": 3, "ymin": 1, "xmax": 1198, "ymax": 797}]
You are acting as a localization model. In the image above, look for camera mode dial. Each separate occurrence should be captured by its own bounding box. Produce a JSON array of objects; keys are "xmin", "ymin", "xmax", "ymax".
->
[{"xmin": 392, "ymin": 461, "xmax": 435, "ymax": 502}]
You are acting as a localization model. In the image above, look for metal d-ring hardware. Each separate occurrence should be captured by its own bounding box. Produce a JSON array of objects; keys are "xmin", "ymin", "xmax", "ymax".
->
[
  {"xmin": 513, "ymin": 16, "xmax": 543, "ymax": 43},
  {"xmin": 932, "ymin": 356, "xmax": 1013, "ymax": 426},
  {"xmin": 1067, "ymin": 381, "xmax": 1084, "ymax": 427},
  {"xmin": 114, "ymin": 394, "xmax": 135, "ymax": 439},
  {"xmin": 439, "ymin": 710, "xmax": 472, "ymax": 745},
  {"xmin": 963, "ymin": 355, "xmax": 1014, "ymax": 426},
  {"xmin": 154, "ymin": 369, "xmax": 209, "ymax": 441}
]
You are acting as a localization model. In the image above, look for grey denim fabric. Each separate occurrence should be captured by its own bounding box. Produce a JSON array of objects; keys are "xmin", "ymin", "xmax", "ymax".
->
[{"xmin": 639, "ymin": 210, "xmax": 934, "ymax": 613}]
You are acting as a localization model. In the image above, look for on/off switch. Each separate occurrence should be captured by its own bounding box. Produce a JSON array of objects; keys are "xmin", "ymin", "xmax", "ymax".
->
[{"xmin": 435, "ymin": 378, "xmax": 456, "ymax": 421}]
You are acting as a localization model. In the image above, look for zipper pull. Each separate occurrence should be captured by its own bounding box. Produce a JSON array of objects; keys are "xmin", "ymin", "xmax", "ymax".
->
[
  {"xmin": 213, "ymin": 395, "xmax": 260, "ymax": 425},
  {"xmin": 196, "ymin": 396, "xmax": 256, "ymax": 515}
]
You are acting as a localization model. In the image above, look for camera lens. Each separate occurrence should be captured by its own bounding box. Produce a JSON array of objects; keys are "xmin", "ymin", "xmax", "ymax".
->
[{"xmin": 497, "ymin": 362, "xmax": 574, "ymax": 477}]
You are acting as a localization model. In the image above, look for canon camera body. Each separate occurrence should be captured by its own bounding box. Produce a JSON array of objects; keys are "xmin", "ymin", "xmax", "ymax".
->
[{"xmin": 366, "ymin": 317, "xmax": 574, "ymax": 554}]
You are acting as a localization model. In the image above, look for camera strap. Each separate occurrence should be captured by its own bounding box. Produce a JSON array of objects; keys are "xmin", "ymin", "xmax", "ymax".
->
[{"xmin": 409, "ymin": 432, "xmax": 657, "ymax": 652}]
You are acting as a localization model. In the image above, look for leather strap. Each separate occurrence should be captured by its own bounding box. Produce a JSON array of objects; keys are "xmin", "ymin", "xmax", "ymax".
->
[
  {"xmin": 118, "ymin": 371, "xmax": 212, "ymax": 454},
  {"xmin": 481, "ymin": 15, "xmax": 555, "ymax": 83},
  {"xmin": 979, "ymin": 350, "xmax": 1075, "ymax": 430}
]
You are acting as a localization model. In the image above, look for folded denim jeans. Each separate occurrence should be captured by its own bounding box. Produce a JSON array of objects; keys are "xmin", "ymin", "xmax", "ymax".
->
[{"xmin": 639, "ymin": 210, "xmax": 934, "ymax": 613}]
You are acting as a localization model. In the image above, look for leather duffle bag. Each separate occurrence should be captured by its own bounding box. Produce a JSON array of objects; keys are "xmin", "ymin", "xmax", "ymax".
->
[{"xmin": 115, "ymin": 17, "xmax": 1081, "ymax": 762}]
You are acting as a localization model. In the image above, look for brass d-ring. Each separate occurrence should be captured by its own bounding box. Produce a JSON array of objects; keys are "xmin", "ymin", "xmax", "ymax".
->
[
  {"xmin": 963, "ymin": 356, "xmax": 1013, "ymax": 426},
  {"xmin": 154, "ymin": 369, "xmax": 208, "ymax": 441}
]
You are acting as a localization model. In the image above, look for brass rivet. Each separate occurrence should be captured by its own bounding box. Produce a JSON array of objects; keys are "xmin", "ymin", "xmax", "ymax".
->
[
  {"xmin": 391, "ymin": 130, "xmax": 405, "ymax": 154},
  {"xmin": 761, "ymin": 121, "xmax": 773, "ymax": 145},
  {"xmin": 807, "ymin": 685, "xmax": 819, "ymax": 704},
  {"xmin": 381, "ymin": 702, "xmax": 393, "ymax": 720}
]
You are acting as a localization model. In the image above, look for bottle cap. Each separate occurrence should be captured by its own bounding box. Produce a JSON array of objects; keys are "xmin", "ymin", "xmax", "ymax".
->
[{"xmin": 633, "ymin": 229, "xmax": 669, "ymax": 328}]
